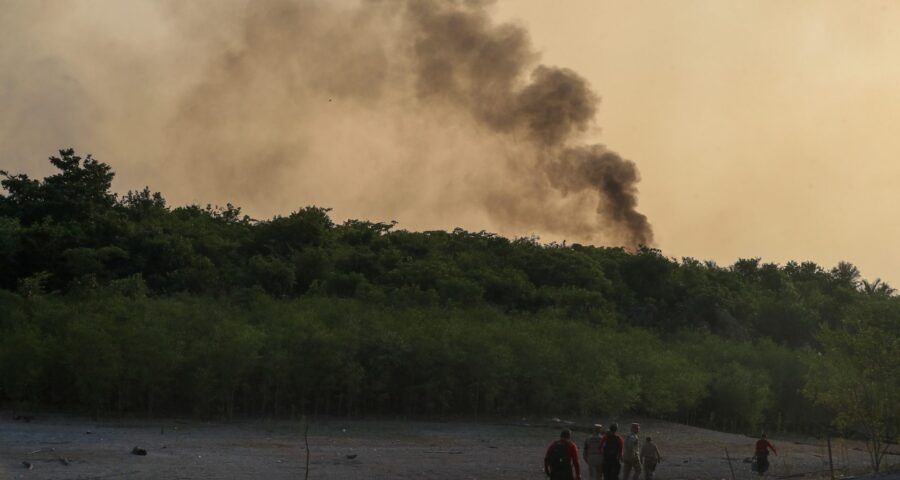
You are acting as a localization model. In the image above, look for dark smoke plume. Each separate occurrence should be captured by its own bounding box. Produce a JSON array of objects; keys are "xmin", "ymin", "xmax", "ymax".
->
[
  {"xmin": 402, "ymin": 0, "xmax": 652, "ymax": 245},
  {"xmin": 0, "ymin": 0, "xmax": 653, "ymax": 247}
]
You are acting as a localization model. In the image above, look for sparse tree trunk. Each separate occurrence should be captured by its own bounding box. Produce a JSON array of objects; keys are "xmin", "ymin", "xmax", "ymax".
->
[
  {"xmin": 228, "ymin": 387, "xmax": 236, "ymax": 421},
  {"xmin": 260, "ymin": 385, "xmax": 269, "ymax": 416},
  {"xmin": 303, "ymin": 416, "xmax": 310, "ymax": 480},
  {"xmin": 273, "ymin": 385, "xmax": 280, "ymax": 417},
  {"xmin": 827, "ymin": 434, "xmax": 835, "ymax": 480},
  {"xmin": 345, "ymin": 390, "xmax": 354, "ymax": 417}
]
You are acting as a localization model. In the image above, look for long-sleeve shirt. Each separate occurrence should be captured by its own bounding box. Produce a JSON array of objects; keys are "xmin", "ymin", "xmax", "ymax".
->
[
  {"xmin": 544, "ymin": 439, "xmax": 581, "ymax": 476},
  {"xmin": 755, "ymin": 439, "xmax": 777, "ymax": 455},
  {"xmin": 598, "ymin": 434, "xmax": 625, "ymax": 462}
]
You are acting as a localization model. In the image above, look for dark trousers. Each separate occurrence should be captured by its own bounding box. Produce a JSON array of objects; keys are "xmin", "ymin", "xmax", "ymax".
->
[
  {"xmin": 603, "ymin": 460, "xmax": 621, "ymax": 480},
  {"xmin": 757, "ymin": 453, "xmax": 770, "ymax": 475},
  {"xmin": 550, "ymin": 465, "xmax": 575, "ymax": 480}
]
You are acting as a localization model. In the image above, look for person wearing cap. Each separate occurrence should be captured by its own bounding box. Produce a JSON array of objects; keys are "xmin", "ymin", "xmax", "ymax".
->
[
  {"xmin": 544, "ymin": 429, "xmax": 582, "ymax": 480},
  {"xmin": 583, "ymin": 424, "xmax": 605, "ymax": 480},
  {"xmin": 640, "ymin": 437, "xmax": 661, "ymax": 480},
  {"xmin": 622, "ymin": 423, "xmax": 642, "ymax": 480}
]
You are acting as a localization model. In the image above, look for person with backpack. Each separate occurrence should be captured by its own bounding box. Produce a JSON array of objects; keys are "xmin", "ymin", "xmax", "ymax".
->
[
  {"xmin": 640, "ymin": 437, "xmax": 661, "ymax": 480},
  {"xmin": 583, "ymin": 424, "xmax": 605, "ymax": 480},
  {"xmin": 544, "ymin": 429, "xmax": 582, "ymax": 480},
  {"xmin": 598, "ymin": 423, "xmax": 624, "ymax": 480},
  {"xmin": 753, "ymin": 433, "xmax": 777, "ymax": 475},
  {"xmin": 622, "ymin": 423, "xmax": 642, "ymax": 480}
]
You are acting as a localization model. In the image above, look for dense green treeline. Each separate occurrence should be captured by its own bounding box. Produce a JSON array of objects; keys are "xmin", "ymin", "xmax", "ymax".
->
[
  {"xmin": 1, "ymin": 150, "xmax": 898, "ymax": 441},
  {"xmin": 0, "ymin": 290, "xmax": 816, "ymax": 430}
]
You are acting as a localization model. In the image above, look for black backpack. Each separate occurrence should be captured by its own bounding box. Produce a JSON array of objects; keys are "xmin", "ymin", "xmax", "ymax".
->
[
  {"xmin": 603, "ymin": 435, "xmax": 621, "ymax": 461},
  {"xmin": 549, "ymin": 440, "xmax": 571, "ymax": 468}
]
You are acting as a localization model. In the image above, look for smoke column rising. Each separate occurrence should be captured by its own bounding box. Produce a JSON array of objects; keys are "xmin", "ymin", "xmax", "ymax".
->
[{"xmin": 0, "ymin": 0, "xmax": 653, "ymax": 247}]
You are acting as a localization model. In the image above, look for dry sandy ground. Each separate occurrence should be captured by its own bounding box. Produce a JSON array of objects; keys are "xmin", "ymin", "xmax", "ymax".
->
[{"xmin": 0, "ymin": 414, "xmax": 896, "ymax": 480}]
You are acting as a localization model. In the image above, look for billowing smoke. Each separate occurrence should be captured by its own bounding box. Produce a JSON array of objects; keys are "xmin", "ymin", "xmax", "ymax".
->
[{"xmin": 0, "ymin": 0, "xmax": 653, "ymax": 247}]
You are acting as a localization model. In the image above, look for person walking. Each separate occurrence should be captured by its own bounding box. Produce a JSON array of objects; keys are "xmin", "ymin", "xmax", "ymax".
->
[
  {"xmin": 640, "ymin": 437, "xmax": 661, "ymax": 480},
  {"xmin": 754, "ymin": 433, "xmax": 777, "ymax": 476},
  {"xmin": 545, "ymin": 429, "xmax": 582, "ymax": 480},
  {"xmin": 583, "ymin": 424, "xmax": 605, "ymax": 480},
  {"xmin": 598, "ymin": 423, "xmax": 624, "ymax": 480},
  {"xmin": 622, "ymin": 423, "xmax": 642, "ymax": 480}
]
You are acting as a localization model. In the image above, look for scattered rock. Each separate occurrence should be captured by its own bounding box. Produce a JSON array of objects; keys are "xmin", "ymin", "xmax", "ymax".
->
[
  {"xmin": 59, "ymin": 457, "xmax": 70, "ymax": 466},
  {"xmin": 132, "ymin": 447, "xmax": 148, "ymax": 456},
  {"xmin": 346, "ymin": 454, "xmax": 357, "ymax": 459},
  {"xmin": 22, "ymin": 461, "xmax": 33, "ymax": 470}
]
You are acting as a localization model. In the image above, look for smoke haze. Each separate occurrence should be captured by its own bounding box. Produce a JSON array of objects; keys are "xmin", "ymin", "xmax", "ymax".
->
[{"xmin": 0, "ymin": 0, "xmax": 652, "ymax": 247}]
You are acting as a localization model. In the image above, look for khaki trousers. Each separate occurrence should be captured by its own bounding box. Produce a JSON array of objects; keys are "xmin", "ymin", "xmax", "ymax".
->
[
  {"xmin": 643, "ymin": 460, "xmax": 657, "ymax": 480},
  {"xmin": 586, "ymin": 456, "xmax": 604, "ymax": 480},
  {"xmin": 623, "ymin": 458, "xmax": 642, "ymax": 480}
]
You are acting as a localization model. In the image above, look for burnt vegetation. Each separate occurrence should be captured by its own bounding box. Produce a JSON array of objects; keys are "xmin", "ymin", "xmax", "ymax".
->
[{"xmin": 0, "ymin": 151, "xmax": 898, "ymax": 452}]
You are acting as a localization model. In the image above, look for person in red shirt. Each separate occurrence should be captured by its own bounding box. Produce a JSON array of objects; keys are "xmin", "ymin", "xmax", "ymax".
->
[
  {"xmin": 599, "ymin": 423, "xmax": 625, "ymax": 480},
  {"xmin": 545, "ymin": 429, "xmax": 582, "ymax": 480},
  {"xmin": 754, "ymin": 433, "xmax": 777, "ymax": 475}
]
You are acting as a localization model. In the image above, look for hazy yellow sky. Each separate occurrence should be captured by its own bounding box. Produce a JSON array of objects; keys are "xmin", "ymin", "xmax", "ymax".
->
[
  {"xmin": 497, "ymin": 0, "xmax": 900, "ymax": 285},
  {"xmin": 2, "ymin": 0, "xmax": 900, "ymax": 285}
]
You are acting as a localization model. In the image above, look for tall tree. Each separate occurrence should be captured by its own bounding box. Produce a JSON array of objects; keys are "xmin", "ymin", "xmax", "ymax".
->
[{"xmin": 805, "ymin": 299, "xmax": 900, "ymax": 472}]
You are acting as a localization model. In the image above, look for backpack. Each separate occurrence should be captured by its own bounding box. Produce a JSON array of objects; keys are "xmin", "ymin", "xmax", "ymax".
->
[
  {"xmin": 548, "ymin": 440, "xmax": 571, "ymax": 469},
  {"xmin": 603, "ymin": 435, "xmax": 621, "ymax": 461}
]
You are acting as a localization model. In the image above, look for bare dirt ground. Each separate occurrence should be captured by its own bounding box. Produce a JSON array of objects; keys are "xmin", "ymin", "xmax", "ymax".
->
[{"xmin": 1, "ymin": 414, "xmax": 896, "ymax": 480}]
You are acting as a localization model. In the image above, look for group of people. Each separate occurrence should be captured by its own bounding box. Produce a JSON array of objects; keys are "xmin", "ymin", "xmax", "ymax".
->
[
  {"xmin": 544, "ymin": 423, "xmax": 778, "ymax": 480},
  {"xmin": 544, "ymin": 423, "xmax": 661, "ymax": 480}
]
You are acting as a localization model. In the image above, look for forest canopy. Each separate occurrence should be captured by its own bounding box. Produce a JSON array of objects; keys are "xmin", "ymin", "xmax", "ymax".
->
[{"xmin": 1, "ymin": 151, "xmax": 898, "ymax": 451}]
